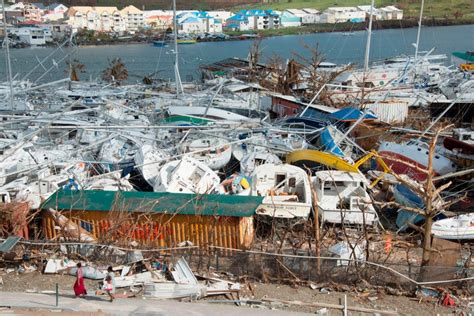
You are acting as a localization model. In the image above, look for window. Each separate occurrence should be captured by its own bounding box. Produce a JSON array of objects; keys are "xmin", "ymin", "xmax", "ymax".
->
[
  {"xmin": 288, "ymin": 177, "xmax": 296, "ymax": 188},
  {"xmin": 275, "ymin": 174, "xmax": 286, "ymax": 186}
]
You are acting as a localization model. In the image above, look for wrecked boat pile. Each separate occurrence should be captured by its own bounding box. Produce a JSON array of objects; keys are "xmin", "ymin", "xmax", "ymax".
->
[{"xmin": 0, "ymin": 46, "xmax": 473, "ymax": 314}]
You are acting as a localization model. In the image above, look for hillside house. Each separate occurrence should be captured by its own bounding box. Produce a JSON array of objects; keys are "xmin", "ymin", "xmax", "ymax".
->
[
  {"xmin": 285, "ymin": 8, "xmax": 320, "ymax": 24},
  {"xmin": 67, "ymin": 6, "xmax": 126, "ymax": 33},
  {"xmin": 321, "ymin": 7, "xmax": 366, "ymax": 23},
  {"xmin": 380, "ymin": 6, "xmax": 403, "ymax": 20},
  {"xmin": 143, "ymin": 10, "xmax": 173, "ymax": 30},
  {"xmin": 120, "ymin": 5, "xmax": 144, "ymax": 32},
  {"xmin": 225, "ymin": 13, "xmax": 250, "ymax": 31},
  {"xmin": 42, "ymin": 3, "xmax": 68, "ymax": 22},
  {"xmin": 279, "ymin": 11, "xmax": 301, "ymax": 27}
]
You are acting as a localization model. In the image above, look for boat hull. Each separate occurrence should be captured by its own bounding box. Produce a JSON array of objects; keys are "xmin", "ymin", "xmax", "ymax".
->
[{"xmin": 432, "ymin": 214, "xmax": 474, "ymax": 240}]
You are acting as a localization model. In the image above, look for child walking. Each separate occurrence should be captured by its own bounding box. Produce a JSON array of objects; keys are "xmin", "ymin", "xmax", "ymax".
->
[{"xmin": 104, "ymin": 275, "xmax": 115, "ymax": 302}]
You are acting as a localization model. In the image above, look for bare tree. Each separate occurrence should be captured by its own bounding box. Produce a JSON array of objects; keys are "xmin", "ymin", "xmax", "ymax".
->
[
  {"xmin": 66, "ymin": 59, "xmax": 86, "ymax": 82},
  {"xmin": 374, "ymin": 128, "xmax": 465, "ymax": 273},
  {"xmin": 293, "ymin": 43, "xmax": 352, "ymax": 105},
  {"xmin": 102, "ymin": 58, "xmax": 129, "ymax": 84},
  {"xmin": 248, "ymin": 37, "xmax": 263, "ymax": 83}
]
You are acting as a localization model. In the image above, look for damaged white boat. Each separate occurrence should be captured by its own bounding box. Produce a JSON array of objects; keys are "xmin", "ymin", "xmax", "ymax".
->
[
  {"xmin": 251, "ymin": 163, "xmax": 312, "ymax": 218},
  {"xmin": 183, "ymin": 137, "xmax": 232, "ymax": 170},
  {"xmin": 134, "ymin": 144, "xmax": 170, "ymax": 187},
  {"xmin": 154, "ymin": 156, "xmax": 220, "ymax": 194},
  {"xmin": 313, "ymin": 171, "xmax": 378, "ymax": 226}
]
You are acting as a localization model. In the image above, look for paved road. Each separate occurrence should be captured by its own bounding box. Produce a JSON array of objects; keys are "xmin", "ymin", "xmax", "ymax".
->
[{"xmin": 0, "ymin": 291, "xmax": 308, "ymax": 315}]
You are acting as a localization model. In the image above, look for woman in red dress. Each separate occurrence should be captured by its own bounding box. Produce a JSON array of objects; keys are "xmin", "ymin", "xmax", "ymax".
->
[{"xmin": 73, "ymin": 262, "xmax": 87, "ymax": 297}]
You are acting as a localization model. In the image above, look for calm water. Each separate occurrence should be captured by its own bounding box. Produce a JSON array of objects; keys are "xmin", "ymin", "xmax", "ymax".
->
[{"xmin": 1, "ymin": 24, "xmax": 473, "ymax": 83}]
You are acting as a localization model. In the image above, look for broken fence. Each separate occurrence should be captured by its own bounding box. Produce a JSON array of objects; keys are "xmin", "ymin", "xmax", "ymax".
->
[{"xmin": 3, "ymin": 240, "xmax": 473, "ymax": 291}]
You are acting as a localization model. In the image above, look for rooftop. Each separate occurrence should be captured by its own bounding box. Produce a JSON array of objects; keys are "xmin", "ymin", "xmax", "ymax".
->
[{"xmin": 41, "ymin": 189, "xmax": 263, "ymax": 218}]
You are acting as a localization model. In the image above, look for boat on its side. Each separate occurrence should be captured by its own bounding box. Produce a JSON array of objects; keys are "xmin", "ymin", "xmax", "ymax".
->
[
  {"xmin": 134, "ymin": 144, "xmax": 170, "ymax": 187},
  {"xmin": 154, "ymin": 156, "xmax": 221, "ymax": 194},
  {"xmin": 184, "ymin": 137, "xmax": 232, "ymax": 170},
  {"xmin": 378, "ymin": 140, "xmax": 457, "ymax": 181},
  {"xmin": 432, "ymin": 214, "xmax": 474, "ymax": 240}
]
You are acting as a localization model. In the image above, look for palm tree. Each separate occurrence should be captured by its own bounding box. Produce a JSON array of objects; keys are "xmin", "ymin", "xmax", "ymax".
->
[{"xmin": 102, "ymin": 58, "xmax": 128, "ymax": 84}]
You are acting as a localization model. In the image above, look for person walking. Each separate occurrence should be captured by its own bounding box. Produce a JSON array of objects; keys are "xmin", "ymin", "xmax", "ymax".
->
[
  {"xmin": 73, "ymin": 262, "xmax": 87, "ymax": 297},
  {"xmin": 104, "ymin": 266, "xmax": 115, "ymax": 302},
  {"xmin": 104, "ymin": 275, "xmax": 114, "ymax": 302}
]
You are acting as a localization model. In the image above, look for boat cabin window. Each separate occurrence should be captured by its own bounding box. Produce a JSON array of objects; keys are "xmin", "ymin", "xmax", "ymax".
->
[
  {"xmin": 323, "ymin": 181, "xmax": 346, "ymax": 192},
  {"xmin": 288, "ymin": 177, "xmax": 296, "ymax": 188},
  {"xmin": 461, "ymin": 134, "xmax": 472, "ymax": 141},
  {"xmin": 356, "ymin": 82, "xmax": 375, "ymax": 88},
  {"xmin": 275, "ymin": 174, "xmax": 286, "ymax": 186},
  {"xmin": 190, "ymin": 167, "xmax": 206, "ymax": 184}
]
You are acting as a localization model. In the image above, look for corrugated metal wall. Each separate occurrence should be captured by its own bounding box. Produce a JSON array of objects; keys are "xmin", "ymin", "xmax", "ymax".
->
[
  {"xmin": 365, "ymin": 102, "xmax": 408, "ymax": 123},
  {"xmin": 42, "ymin": 210, "xmax": 254, "ymax": 249}
]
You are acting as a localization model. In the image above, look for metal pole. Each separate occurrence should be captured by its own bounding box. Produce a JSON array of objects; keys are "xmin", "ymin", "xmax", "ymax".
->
[
  {"xmin": 172, "ymin": 0, "xmax": 182, "ymax": 96},
  {"xmin": 363, "ymin": 0, "xmax": 375, "ymax": 75},
  {"xmin": 299, "ymin": 83, "xmax": 327, "ymax": 117},
  {"xmin": 343, "ymin": 294, "xmax": 348, "ymax": 316},
  {"xmin": 1, "ymin": 0, "xmax": 14, "ymax": 109},
  {"xmin": 55, "ymin": 283, "xmax": 59, "ymax": 307},
  {"xmin": 414, "ymin": 0, "xmax": 425, "ymax": 61}
]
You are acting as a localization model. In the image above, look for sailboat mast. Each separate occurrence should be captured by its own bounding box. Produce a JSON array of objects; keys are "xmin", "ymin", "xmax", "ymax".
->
[
  {"xmin": 1, "ymin": 0, "xmax": 14, "ymax": 108},
  {"xmin": 363, "ymin": 0, "xmax": 375, "ymax": 74},
  {"xmin": 172, "ymin": 0, "xmax": 181, "ymax": 96},
  {"xmin": 414, "ymin": 0, "xmax": 424, "ymax": 60}
]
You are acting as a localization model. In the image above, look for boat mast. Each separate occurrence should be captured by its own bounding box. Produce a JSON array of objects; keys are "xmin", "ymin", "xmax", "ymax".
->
[
  {"xmin": 414, "ymin": 0, "xmax": 424, "ymax": 61},
  {"xmin": 172, "ymin": 0, "xmax": 183, "ymax": 96},
  {"xmin": 363, "ymin": 0, "xmax": 375, "ymax": 75},
  {"xmin": 1, "ymin": 0, "xmax": 14, "ymax": 108}
]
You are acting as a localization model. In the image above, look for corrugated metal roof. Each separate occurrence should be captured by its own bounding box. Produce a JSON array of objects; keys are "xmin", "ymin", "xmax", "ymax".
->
[
  {"xmin": 41, "ymin": 190, "xmax": 263, "ymax": 218},
  {"xmin": 0, "ymin": 236, "xmax": 22, "ymax": 253}
]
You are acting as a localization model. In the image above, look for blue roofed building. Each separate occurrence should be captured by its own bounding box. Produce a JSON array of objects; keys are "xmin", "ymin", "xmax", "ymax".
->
[
  {"xmin": 238, "ymin": 9, "xmax": 280, "ymax": 30},
  {"xmin": 177, "ymin": 11, "xmax": 223, "ymax": 34},
  {"xmin": 225, "ymin": 13, "xmax": 250, "ymax": 31}
]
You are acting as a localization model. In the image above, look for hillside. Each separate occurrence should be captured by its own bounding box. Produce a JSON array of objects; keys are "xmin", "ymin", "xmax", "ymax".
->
[
  {"xmin": 52, "ymin": 0, "xmax": 473, "ymax": 18},
  {"xmin": 232, "ymin": 0, "xmax": 474, "ymax": 19},
  {"xmin": 49, "ymin": 0, "xmax": 255, "ymax": 10}
]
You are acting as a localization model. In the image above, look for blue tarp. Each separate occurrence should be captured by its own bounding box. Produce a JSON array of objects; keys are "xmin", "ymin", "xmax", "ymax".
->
[{"xmin": 330, "ymin": 107, "xmax": 377, "ymax": 122}]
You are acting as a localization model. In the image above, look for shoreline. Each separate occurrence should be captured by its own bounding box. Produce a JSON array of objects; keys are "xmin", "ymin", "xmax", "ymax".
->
[{"xmin": 9, "ymin": 19, "xmax": 474, "ymax": 49}]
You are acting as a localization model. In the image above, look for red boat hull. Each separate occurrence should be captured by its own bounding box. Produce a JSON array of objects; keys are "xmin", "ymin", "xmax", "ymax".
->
[
  {"xmin": 443, "ymin": 137, "xmax": 474, "ymax": 155},
  {"xmin": 378, "ymin": 151, "xmax": 439, "ymax": 181}
]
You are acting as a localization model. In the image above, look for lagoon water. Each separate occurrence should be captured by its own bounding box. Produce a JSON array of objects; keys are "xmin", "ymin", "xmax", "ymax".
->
[{"xmin": 1, "ymin": 24, "xmax": 473, "ymax": 83}]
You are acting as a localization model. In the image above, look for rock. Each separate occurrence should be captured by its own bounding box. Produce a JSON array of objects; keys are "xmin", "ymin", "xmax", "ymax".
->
[
  {"xmin": 386, "ymin": 286, "xmax": 402, "ymax": 296},
  {"xmin": 320, "ymin": 288, "xmax": 330, "ymax": 294}
]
